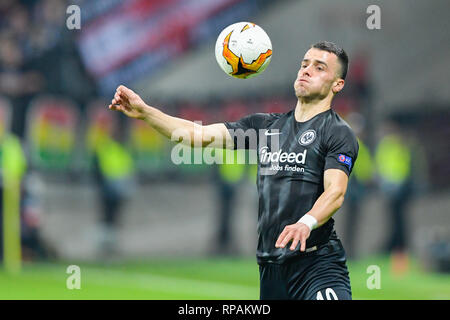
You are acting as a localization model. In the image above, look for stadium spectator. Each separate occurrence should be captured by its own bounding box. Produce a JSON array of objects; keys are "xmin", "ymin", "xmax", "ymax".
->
[
  {"xmin": 375, "ymin": 121, "xmax": 413, "ymax": 274},
  {"xmin": 342, "ymin": 112, "xmax": 374, "ymax": 259},
  {"xmin": 209, "ymin": 100, "xmax": 250, "ymax": 256},
  {"xmin": 0, "ymin": 100, "xmax": 52, "ymax": 263},
  {"xmin": 92, "ymin": 133, "xmax": 136, "ymax": 256},
  {"xmin": 344, "ymin": 137, "xmax": 373, "ymax": 258},
  {"xmin": 211, "ymin": 149, "xmax": 247, "ymax": 256},
  {"xmin": 20, "ymin": 171, "xmax": 54, "ymax": 261},
  {"xmin": 0, "ymin": 32, "xmax": 44, "ymax": 137}
]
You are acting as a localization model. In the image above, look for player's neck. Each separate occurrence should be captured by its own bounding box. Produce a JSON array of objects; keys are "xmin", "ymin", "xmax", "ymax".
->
[{"xmin": 294, "ymin": 96, "xmax": 332, "ymax": 122}]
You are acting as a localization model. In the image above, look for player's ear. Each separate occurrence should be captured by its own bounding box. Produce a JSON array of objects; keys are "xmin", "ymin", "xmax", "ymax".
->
[{"xmin": 332, "ymin": 78, "xmax": 345, "ymax": 94}]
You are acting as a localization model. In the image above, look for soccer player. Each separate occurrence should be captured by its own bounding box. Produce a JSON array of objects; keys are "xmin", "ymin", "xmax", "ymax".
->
[{"xmin": 109, "ymin": 41, "xmax": 359, "ymax": 300}]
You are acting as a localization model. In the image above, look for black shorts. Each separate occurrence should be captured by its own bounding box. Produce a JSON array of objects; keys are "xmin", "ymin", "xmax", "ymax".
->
[{"xmin": 259, "ymin": 239, "xmax": 352, "ymax": 300}]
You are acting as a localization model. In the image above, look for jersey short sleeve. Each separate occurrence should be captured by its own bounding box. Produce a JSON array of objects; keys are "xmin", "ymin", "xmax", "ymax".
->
[
  {"xmin": 224, "ymin": 113, "xmax": 279, "ymax": 150},
  {"xmin": 323, "ymin": 124, "xmax": 359, "ymax": 176}
]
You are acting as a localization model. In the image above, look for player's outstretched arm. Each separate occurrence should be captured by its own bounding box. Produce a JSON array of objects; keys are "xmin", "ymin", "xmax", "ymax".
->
[{"xmin": 109, "ymin": 85, "xmax": 234, "ymax": 149}]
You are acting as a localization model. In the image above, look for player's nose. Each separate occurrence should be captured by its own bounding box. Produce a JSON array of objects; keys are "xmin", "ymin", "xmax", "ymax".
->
[
  {"xmin": 298, "ymin": 66, "xmax": 311, "ymax": 78},
  {"xmin": 304, "ymin": 65, "xmax": 314, "ymax": 76}
]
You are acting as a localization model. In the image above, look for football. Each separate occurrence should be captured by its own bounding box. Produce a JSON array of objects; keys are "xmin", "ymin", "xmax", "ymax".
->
[{"xmin": 215, "ymin": 22, "xmax": 272, "ymax": 79}]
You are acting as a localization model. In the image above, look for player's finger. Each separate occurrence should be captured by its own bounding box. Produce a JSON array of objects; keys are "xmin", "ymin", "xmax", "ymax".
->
[
  {"xmin": 275, "ymin": 229, "xmax": 289, "ymax": 247},
  {"xmin": 110, "ymin": 99, "xmax": 123, "ymax": 111},
  {"xmin": 279, "ymin": 231, "xmax": 294, "ymax": 248},
  {"xmin": 118, "ymin": 85, "xmax": 133, "ymax": 97},
  {"xmin": 300, "ymin": 233, "xmax": 307, "ymax": 252},
  {"xmin": 117, "ymin": 91, "xmax": 131, "ymax": 105},
  {"xmin": 290, "ymin": 236, "xmax": 300, "ymax": 251}
]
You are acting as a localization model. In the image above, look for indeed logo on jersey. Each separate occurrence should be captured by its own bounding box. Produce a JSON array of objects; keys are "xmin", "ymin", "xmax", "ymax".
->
[{"xmin": 259, "ymin": 146, "xmax": 307, "ymax": 165}]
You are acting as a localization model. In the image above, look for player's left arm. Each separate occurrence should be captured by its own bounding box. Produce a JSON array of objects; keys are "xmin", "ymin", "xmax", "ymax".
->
[
  {"xmin": 306, "ymin": 168, "xmax": 348, "ymax": 226},
  {"xmin": 275, "ymin": 168, "xmax": 348, "ymax": 252}
]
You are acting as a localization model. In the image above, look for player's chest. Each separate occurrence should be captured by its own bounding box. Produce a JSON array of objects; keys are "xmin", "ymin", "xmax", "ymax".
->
[{"xmin": 257, "ymin": 120, "xmax": 326, "ymax": 175}]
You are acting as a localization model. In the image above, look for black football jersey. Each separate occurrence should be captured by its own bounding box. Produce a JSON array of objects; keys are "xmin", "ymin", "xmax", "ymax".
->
[{"xmin": 224, "ymin": 109, "xmax": 359, "ymax": 264}]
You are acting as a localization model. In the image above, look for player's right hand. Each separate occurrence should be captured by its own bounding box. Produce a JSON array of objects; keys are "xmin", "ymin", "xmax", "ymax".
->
[
  {"xmin": 109, "ymin": 85, "xmax": 148, "ymax": 120},
  {"xmin": 275, "ymin": 222, "xmax": 311, "ymax": 252}
]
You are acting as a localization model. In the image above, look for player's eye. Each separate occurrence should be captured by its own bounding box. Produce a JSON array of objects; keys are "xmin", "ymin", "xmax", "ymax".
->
[{"xmin": 316, "ymin": 66, "xmax": 324, "ymax": 71}]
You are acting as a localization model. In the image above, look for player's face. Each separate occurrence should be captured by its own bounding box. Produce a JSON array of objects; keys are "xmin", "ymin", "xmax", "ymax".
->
[{"xmin": 294, "ymin": 48, "xmax": 344, "ymax": 99}]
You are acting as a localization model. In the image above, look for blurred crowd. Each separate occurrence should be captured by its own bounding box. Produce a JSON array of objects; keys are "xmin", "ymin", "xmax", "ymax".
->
[
  {"xmin": 0, "ymin": 0, "xmax": 95, "ymax": 137},
  {"xmin": 0, "ymin": 0, "xmax": 93, "ymax": 263}
]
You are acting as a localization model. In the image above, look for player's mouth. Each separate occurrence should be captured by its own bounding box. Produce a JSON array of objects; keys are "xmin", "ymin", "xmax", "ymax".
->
[{"xmin": 297, "ymin": 78, "xmax": 309, "ymax": 83}]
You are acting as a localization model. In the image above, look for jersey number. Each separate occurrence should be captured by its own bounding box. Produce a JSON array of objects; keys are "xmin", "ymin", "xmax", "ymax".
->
[{"xmin": 316, "ymin": 288, "xmax": 338, "ymax": 300}]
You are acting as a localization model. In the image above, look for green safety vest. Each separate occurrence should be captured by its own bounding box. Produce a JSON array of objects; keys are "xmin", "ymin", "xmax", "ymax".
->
[
  {"xmin": 248, "ymin": 163, "xmax": 258, "ymax": 184},
  {"xmin": 1, "ymin": 134, "xmax": 27, "ymax": 183},
  {"xmin": 375, "ymin": 134, "xmax": 411, "ymax": 184},
  {"xmin": 353, "ymin": 138, "xmax": 373, "ymax": 182},
  {"xmin": 1, "ymin": 134, "xmax": 26, "ymax": 274},
  {"xmin": 217, "ymin": 149, "xmax": 246, "ymax": 184},
  {"xmin": 96, "ymin": 139, "xmax": 134, "ymax": 179}
]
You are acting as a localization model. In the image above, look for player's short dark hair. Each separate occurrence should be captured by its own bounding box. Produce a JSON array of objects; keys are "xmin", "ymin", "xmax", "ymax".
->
[{"xmin": 311, "ymin": 41, "xmax": 348, "ymax": 80}]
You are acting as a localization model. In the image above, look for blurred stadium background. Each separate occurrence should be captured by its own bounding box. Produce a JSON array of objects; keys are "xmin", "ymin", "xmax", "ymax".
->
[{"xmin": 0, "ymin": 0, "xmax": 449, "ymax": 299}]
